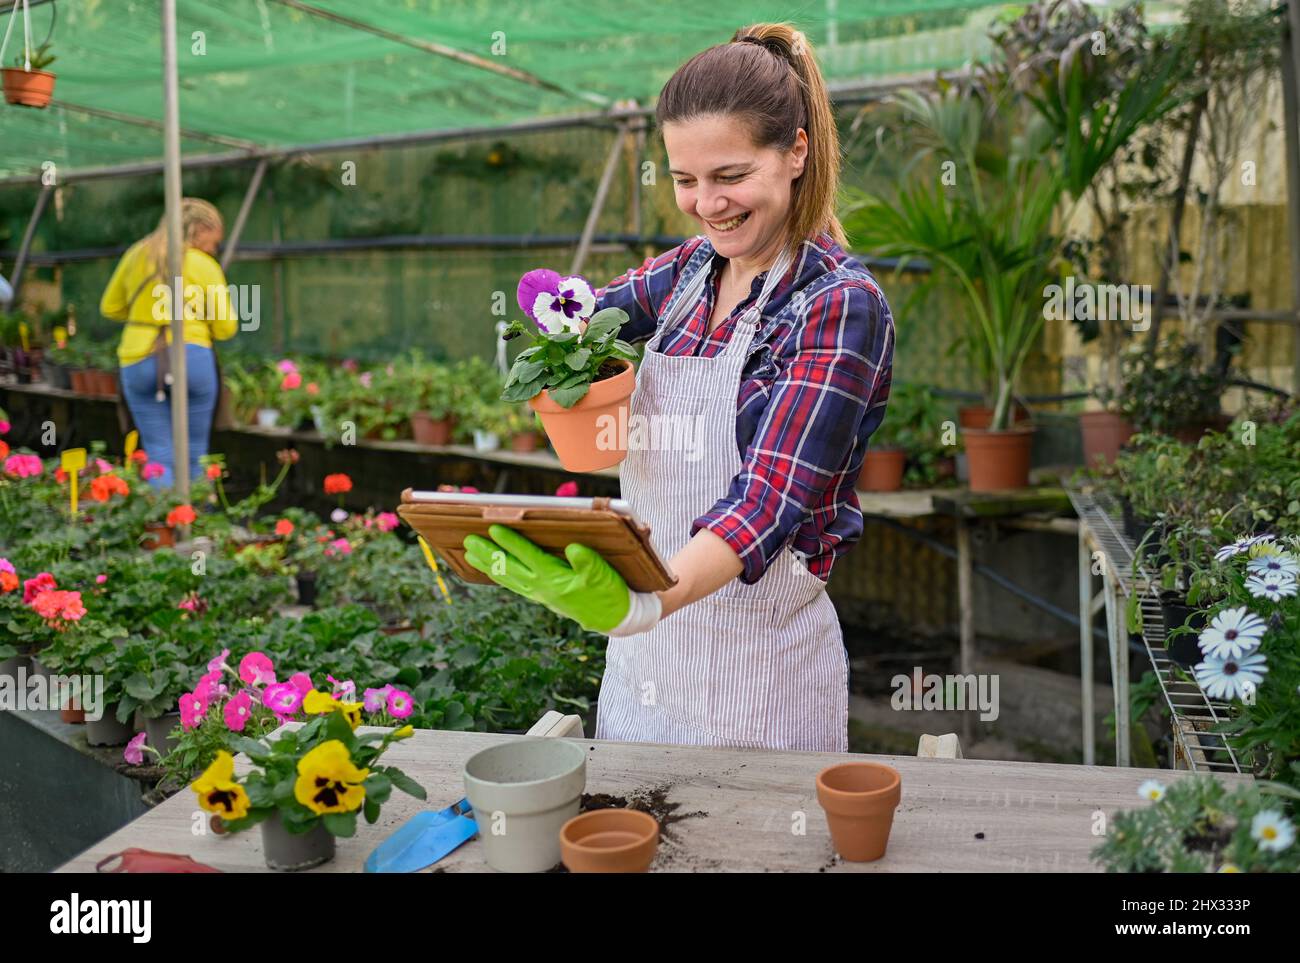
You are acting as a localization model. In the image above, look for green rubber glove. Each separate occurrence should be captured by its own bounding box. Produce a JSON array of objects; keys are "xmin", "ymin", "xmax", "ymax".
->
[{"xmin": 462, "ymin": 524, "xmax": 631, "ymax": 633}]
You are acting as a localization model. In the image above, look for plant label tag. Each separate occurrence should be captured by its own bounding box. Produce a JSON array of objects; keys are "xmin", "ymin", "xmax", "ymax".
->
[{"xmin": 61, "ymin": 447, "xmax": 87, "ymax": 516}]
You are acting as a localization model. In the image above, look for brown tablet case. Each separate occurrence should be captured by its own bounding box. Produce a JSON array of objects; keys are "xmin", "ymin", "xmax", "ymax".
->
[{"xmin": 397, "ymin": 489, "xmax": 677, "ymax": 592}]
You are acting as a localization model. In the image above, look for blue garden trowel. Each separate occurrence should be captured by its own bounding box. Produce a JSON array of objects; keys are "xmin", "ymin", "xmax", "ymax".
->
[{"xmin": 364, "ymin": 797, "xmax": 478, "ymax": 873}]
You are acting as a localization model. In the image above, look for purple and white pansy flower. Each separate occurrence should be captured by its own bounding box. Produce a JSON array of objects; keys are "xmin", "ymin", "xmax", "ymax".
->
[{"xmin": 517, "ymin": 269, "xmax": 596, "ymax": 335}]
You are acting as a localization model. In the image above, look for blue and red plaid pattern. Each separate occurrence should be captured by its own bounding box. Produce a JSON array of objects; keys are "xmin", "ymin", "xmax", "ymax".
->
[{"xmin": 594, "ymin": 231, "xmax": 895, "ymax": 584}]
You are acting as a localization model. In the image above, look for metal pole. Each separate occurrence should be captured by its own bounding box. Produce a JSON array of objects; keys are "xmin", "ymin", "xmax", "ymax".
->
[
  {"xmin": 1282, "ymin": 6, "xmax": 1300, "ymax": 395},
  {"xmin": 8, "ymin": 182, "xmax": 52, "ymax": 303},
  {"xmin": 220, "ymin": 157, "xmax": 268, "ymax": 271},
  {"xmin": 570, "ymin": 123, "xmax": 628, "ymax": 276},
  {"xmin": 161, "ymin": 0, "xmax": 189, "ymax": 501}
]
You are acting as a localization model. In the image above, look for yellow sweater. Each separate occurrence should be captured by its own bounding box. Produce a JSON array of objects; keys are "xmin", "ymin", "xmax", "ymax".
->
[{"xmin": 100, "ymin": 242, "xmax": 238, "ymax": 366}]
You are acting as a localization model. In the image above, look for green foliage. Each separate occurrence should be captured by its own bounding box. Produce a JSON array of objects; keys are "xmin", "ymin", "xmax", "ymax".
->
[{"xmin": 500, "ymin": 308, "xmax": 636, "ymax": 409}]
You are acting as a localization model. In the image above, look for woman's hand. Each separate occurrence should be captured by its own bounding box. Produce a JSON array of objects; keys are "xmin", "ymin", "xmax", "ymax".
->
[{"xmin": 463, "ymin": 525, "xmax": 633, "ymax": 633}]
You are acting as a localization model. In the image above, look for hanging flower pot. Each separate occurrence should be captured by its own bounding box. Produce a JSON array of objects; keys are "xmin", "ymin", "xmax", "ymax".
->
[
  {"xmin": 962, "ymin": 426, "xmax": 1035, "ymax": 491},
  {"xmin": 2, "ymin": 65, "xmax": 55, "ymax": 108},
  {"xmin": 1079, "ymin": 410, "xmax": 1134, "ymax": 466},
  {"xmin": 857, "ymin": 447, "xmax": 906, "ymax": 492},
  {"xmin": 529, "ymin": 359, "xmax": 635, "ymax": 473}
]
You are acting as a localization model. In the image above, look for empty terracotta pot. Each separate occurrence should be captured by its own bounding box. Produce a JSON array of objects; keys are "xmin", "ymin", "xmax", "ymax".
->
[
  {"xmin": 529, "ymin": 360, "xmax": 634, "ymax": 473},
  {"xmin": 560, "ymin": 808, "xmax": 659, "ymax": 873},
  {"xmin": 858, "ymin": 448, "xmax": 906, "ymax": 492},
  {"xmin": 816, "ymin": 761, "xmax": 902, "ymax": 862},
  {"xmin": 1079, "ymin": 410, "xmax": 1134, "ymax": 466}
]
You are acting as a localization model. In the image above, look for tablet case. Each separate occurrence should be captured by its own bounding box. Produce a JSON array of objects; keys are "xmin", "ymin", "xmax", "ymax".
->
[{"xmin": 397, "ymin": 489, "xmax": 677, "ymax": 592}]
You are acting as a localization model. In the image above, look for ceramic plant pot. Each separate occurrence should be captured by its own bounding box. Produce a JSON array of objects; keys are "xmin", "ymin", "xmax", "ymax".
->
[
  {"xmin": 462, "ymin": 738, "xmax": 587, "ymax": 873},
  {"xmin": 86, "ymin": 704, "xmax": 135, "ymax": 747},
  {"xmin": 1079, "ymin": 410, "xmax": 1135, "ymax": 467},
  {"xmin": 529, "ymin": 359, "xmax": 635, "ymax": 473},
  {"xmin": 2, "ymin": 67, "xmax": 56, "ymax": 108},
  {"xmin": 472, "ymin": 430, "xmax": 500, "ymax": 453},
  {"xmin": 256, "ymin": 408, "xmax": 281, "ymax": 429},
  {"xmin": 962, "ymin": 427, "xmax": 1035, "ymax": 491},
  {"xmin": 816, "ymin": 761, "xmax": 902, "ymax": 862},
  {"xmin": 410, "ymin": 412, "xmax": 455, "ymax": 446},
  {"xmin": 145, "ymin": 712, "xmax": 182, "ymax": 757},
  {"xmin": 261, "ymin": 814, "xmax": 336, "ymax": 872},
  {"xmin": 858, "ymin": 448, "xmax": 906, "ymax": 492},
  {"xmin": 560, "ymin": 808, "xmax": 659, "ymax": 873}
]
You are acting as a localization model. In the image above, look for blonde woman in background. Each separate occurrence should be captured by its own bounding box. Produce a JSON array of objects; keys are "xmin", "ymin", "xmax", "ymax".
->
[{"xmin": 100, "ymin": 198, "xmax": 237, "ymax": 488}]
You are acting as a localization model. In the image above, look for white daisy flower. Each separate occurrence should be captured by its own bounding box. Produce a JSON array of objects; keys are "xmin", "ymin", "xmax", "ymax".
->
[
  {"xmin": 1217, "ymin": 862, "xmax": 1241, "ymax": 873},
  {"xmin": 1248, "ymin": 539, "xmax": 1282, "ymax": 558},
  {"xmin": 1245, "ymin": 573, "xmax": 1297, "ymax": 602},
  {"xmin": 531, "ymin": 276, "xmax": 596, "ymax": 335},
  {"xmin": 1250, "ymin": 810, "xmax": 1295, "ymax": 853},
  {"xmin": 1247, "ymin": 533, "xmax": 1277, "ymax": 546},
  {"xmin": 1137, "ymin": 779, "xmax": 1166, "ymax": 802},
  {"xmin": 1215, "ymin": 537, "xmax": 1253, "ymax": 562},
  {"xmin": 1198, "ymin": 607, "xmax": 1267, "ymax": 659},
  {"xmin": 1247, "ymin": 552, "xmax": 1300, "ymax": 579},
  {"xmin": 1194, "ymin": 651, "xmax": 1268, "ymax": 702}
]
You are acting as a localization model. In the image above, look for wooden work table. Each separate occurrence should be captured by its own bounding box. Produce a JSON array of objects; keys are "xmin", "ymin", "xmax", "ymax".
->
[{"xmin": 56, "ymin": 728, "xmax": 1249, "ymax": 873}]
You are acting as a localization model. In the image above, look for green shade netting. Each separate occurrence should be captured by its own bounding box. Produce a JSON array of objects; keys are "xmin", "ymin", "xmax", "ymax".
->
[{"xmin": 0, "ymin": 0, "xmax": 1013, "ymax": 178}]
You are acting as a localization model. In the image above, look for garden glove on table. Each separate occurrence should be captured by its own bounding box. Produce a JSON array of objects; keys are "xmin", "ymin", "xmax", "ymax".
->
[{"xmin": 462, "ymin": 524, "xmax": 661, "ymax": 636}]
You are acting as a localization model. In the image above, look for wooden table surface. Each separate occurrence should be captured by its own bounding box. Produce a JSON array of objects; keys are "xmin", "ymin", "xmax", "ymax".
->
[{"xmin": 57, "ymin": 729, "xmax": 1250, "ymax": 873}]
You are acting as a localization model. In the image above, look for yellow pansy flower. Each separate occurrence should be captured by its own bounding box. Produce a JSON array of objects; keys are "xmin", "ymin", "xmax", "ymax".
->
[
  {"xmin": 302, "ymin": 689, "xmax": 337, "ymax": 715},
  {"xmin": 338, "ymin": 700, "xmax": 364, "ymax": 731},
  {"xmin": 294, "ymin": 740, "xmax": 370, "ymax": 815},
  {"xmin": 192, "ymin": 750, "xmax": 251, "ymax": 821},
  {"xmin": 393, "ymin": 725, "xmax": 414, "ymax": 740}
]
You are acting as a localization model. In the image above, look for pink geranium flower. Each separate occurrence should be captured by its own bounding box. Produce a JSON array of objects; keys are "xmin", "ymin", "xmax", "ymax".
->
[
  {"xmin": 376, "ymin": 511, "xmax": 399, "ymax": 532},
  {"xmin": 95, "ymin": 574, "xmax": 108, "ymax": 585},
  {"xmin": 281, "ymin": 371, "xmax": 302, "ymax": 390},
  {"xmin": 4, "ymin": 453, "xmax": 43, "ymax": 478},
  {"xmin": 22, "ymin": 572, "xmax": 56, "ymax": 604},
  {"xmin": 142, "ymin": 462, "xmax": 166, "ymax": 481},
  {"xmin": 277, "ymin": 359, "xmax": 298, "ymax": 374},
  {"xmin": 238, "ymin": 652, "xmax": 276, "ymax": 686},
  {"xmin": 224, "ymin": 691, "xmax": 254, "ymax": 732}
]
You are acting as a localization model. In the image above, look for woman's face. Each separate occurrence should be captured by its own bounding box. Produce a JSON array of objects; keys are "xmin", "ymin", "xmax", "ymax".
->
[
  {"xmin": 191, "ymin": 222, "xmax": 223, "ymax": 256},
  {"xmin": 664, "ymin": 114, "xmax": 807, "ymax": 266}
]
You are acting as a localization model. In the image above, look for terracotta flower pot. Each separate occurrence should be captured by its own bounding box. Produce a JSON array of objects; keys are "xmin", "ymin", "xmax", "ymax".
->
[
  {"xmin": 60, "ymin": 706, "xmax": 86, "ymax": 725},
  {"xmin": 858, "ymin": 447, "xmax": 906, "ymax": 492},
  {"xmin": 410, "ymin": 411, "xmax": 455, "ymax": 446},
  {"xmin": 560, "ymin": 808, "xmax": 659, "ymax": 873},
  {"xmin": 962, "ymin": 426, "xmax": 1035, "ymax": 491},
  {"xmin": 94, "ymin": 370, "xmax": 120, "ymax": 398},
  {"xmin": 958, "ymin": 404, "xmax": 1031, "ymax": 430},
  {"xmin": 261, "ymin": 814, "xmax": 336, "ymax": 872},
  {"xmin": 1171, "ymin": 414, "xmax": 1233, "ymax": 445},
  {"xmin": 143, "ymin": 522, "xmax": 175, "ymax": 550},
  {"xmin": 529, "ymin": 360, "xmax": 635, "ymax": 473},
  {"xmin": 510, "ymin": 431, "xmax": 540, "ymax": 453},
  {"xmin": 69, "ymin": 368, "xmax": 91, "ymax": 394},
  {"xmin": 2, "ymin": 67, "xmax": 56, "ymax": 108},
  {"xmin": 816, "ymin": 761, "xmax": 901, "ymax": 862},
  {"xmin": 1079, "ymin": 410, "xmax": 1135, "ymax": 466}
]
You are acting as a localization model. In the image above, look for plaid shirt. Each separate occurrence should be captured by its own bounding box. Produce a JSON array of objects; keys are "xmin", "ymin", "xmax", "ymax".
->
[{"xmin": 594, "ymin": 231, "xmax": 895, "ymax": 585}]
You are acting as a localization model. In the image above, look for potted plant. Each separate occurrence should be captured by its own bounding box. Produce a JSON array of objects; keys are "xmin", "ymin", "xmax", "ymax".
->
[
  {"xmin": 1111, "ymin": 337, "xmax": 1233, "ymax": 444},
  {"xmin": 409, "ymin": 360, "xmax": 457, "ymax": 445},
  {"xmin": 194, "ymin": 709, "xmax": 425, "ymax": 871},
  {"xmin": 501, "ymin": 270, "xmax": 638, "ymax": 472},
  {"xmin": 505, "ymin": 405, "xmax": 542, "ymax": 453},
  {"xmin": 3, "ymin": 40, "xmax": 55, "ymax": 108}
]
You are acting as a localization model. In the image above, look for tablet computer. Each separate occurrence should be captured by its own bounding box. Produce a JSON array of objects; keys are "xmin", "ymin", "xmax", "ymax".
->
[{"xmin": 396, "ymin": 489, "xmax": 677, "ymax": 592}]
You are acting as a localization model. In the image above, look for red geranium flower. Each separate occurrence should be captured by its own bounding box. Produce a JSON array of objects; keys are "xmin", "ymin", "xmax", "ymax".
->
[
  {"xmin": 323, "ymin": 473, "xmax": 353, "ymax": 495},
  {"xmin": 274, "ymin": 518, "xmax": 294, "ymax": 536},
  {"xmin": 166, "ymin": 504, "xmax": 197, "ymax": 526},
  {"xmin": 206, "ymin": 464, "xmax": 223, "ymax": 480}
]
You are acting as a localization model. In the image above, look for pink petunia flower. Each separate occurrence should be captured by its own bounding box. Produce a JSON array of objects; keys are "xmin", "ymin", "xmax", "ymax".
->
[
  {"xmin": 95, "ymin": 458, "xmax": 114, "ymax": 475},
  {"xmin": 207, "ymin": 648, "xmax": 231, "ymax": 674},
  {"xmin": 289, "ymin": 672, "xmax": 313, "ymax": 694},
  {"xmin": 364, "ymin": 685, "xmax": 394, "ymax": 713},
  {"xmin": 223, "ymin": 691, "xmax": 254, "ymax": 732},
  {"xmin": 555, "ymin": 481, "xmax": 579, "ymax": 498},
  {"xmin": 238, "ymin": 652, "xmax": 276, "ymax": 686},
  {"xmin": 123, "ymin": 732, "xmax": 148, "ymax": 765},
  {"xmin": 179, "ymin": 689, "xmax": 208, "ymax": 729},
  {"xmin": 327, "ymin": 675, "xmax": 356, "ymax": 700},
  {"xmin": 387, "ymin": 689, "xmax": 414, "ymax": 719},
  {"xmin": 0, "ymin": 420, "xmax": 10, "ymax": 434},
  {"xmin": 376, "ymin": 511, "xmax": 400, "ymax": 532},
  {"xmin": 262, "ymin": 682, "xmax": 304, "ymax": 719},
  {"xmin": 95, "ymin": 574, "xmax": 108, "ymax": 585}
]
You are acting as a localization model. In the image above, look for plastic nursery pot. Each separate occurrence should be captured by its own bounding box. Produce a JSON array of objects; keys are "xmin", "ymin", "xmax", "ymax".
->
[
  {"xmin": 86, "ymin": 704, "xmax": 136, "ymax": 747},
  {"xmin": 144, "ymin": 712, "xmax": 182, "ymax": 757},
  {"xmin": 142, "ymin": 523, "xmax": 175, "ymax": 550},
  {"xmin": 295, "ymin": 570, "xmax": 319, "ymax": 607},
  {"xmin": 472, "ymin": 429, "xmax": 500, "ymax": 453},
  {"xmin": 1079, "ymin": 410, "xmax": 1135, "ymax": 467},
  {"xmin": 2, "ymin": 67, "xmax": 56, "ymax": 108},
  {"xmin": 261, "ymin": 814, "xmax": 336, "ymax": 872},
  {"xmin": 857, "ymin": 448, "xmax": 906, "ymax": 492},
  {"xmin": 510, "ymin": 431, "xmax": 540, "ymax": 453},
  {"xmin": 560, "ymin": 808, "xmax": 659, "ymax": 873},
  {"xmin": 410, "ymin": 412, "xmax": 456, "ymax": 446},
  {"xmin": 529, "ymin": 359, "xmax": 635, "ymax": 473},
  {"xmin": 961, "ymin": 426, "xmax": 1035, "ymax": 492},
  {"xmin": 1158, "ymin": 592, "xmax": 1210, "ymax": 670},
  {"xmin": 462, "ymin": 738, "xmax": 587, "ymax": 873},
  {"xmin": 816, "ymin": 761, "xmax": 902, "ymax": 862},
  {"xmin": 0, "ymin": 653, "xmax": 31, "ymax": 680}
]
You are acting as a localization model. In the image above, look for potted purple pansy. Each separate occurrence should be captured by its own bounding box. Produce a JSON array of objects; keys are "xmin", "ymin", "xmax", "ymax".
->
[{"xmin": 501, "ymin": 269, "xmax": 637, "ymax": 472}]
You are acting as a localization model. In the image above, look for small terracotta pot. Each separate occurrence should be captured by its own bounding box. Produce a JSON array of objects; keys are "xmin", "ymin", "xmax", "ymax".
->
[
  {"xmin": 529, "ymin": 360, "xmax": 635, "ymax": 473},
  {"xmin": 1079, "ymin": 410, "xmax": 1134, "ymax": 466},
  {"xmin": 60, "ymin": 706, "xmax": 86, "ymax": 725},
  {"xmin": 1171, "ymin": 414, "xmax": 1233, "ymax": 445},
  {"xmin": 410, "ymin": 412, "xmax": 455, "ymax": 446},
  {"xmin": 816, "ymin": 761, "xmax": 902, "ymax": 862},
  {"xmin": 94, "ymin": 370, "xmax": 120, "ymax": 397},
  {"xmin": 962, "ymin": 426, "xmax": 1035, "ymax": 491},
  {"xmin": 69, "ymin": 368, "xmax": 91, "ymax": 394},
  {"xmin": 510, "ymin": 431, "xmax": 540, "ymax": 453},
  {"xmin": 560, "ymin": 808, "xmax": 659, "ymax": 873},
  {"xmin": 2, "ymin": 67, "xmax": 56, "ymax": 108},
  {"xmin": 858, "ymin": 448, "xmax": 906, "ymax": 492},
  {"xmin": 143, "ymin": 522, "xmax": 175, "ymax": 550}
]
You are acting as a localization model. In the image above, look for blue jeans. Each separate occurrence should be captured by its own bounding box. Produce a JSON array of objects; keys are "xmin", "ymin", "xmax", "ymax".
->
[{"xmin": 121, "ymin": 344, "xmax": 218, "ymax": 490}]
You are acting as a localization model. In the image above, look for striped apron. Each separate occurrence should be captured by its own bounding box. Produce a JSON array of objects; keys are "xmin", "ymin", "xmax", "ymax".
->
[{"xmin": 595, "ymin": 242, "xmax": 849, "ymax": 752}]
